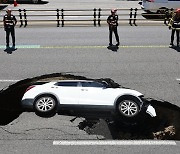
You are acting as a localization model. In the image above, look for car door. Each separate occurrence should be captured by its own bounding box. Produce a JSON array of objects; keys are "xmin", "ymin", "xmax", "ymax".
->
[
  {"xmin": 156, "ymin": 0, "xmax": 168, "ymax": 3},
  {"xmin": 78, "ymin": 81, "xmax": 113, "ymax": 106},
  {"xmin": 55, "ymin": 81, "xmax": 81, "ymax": 105}
]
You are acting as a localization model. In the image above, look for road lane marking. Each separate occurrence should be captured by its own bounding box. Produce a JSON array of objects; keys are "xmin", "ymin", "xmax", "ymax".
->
[
  {"xmin": 0, "ymin": 45, "xmax": 40, "ymax": 49},
  {"xmin": 42, "ymin": 45, "xmax": 169, "ymax": 49},
  {"xmin": 0, "ymin": 80, "xmax": 19, "ymax": 82},
  {"xmin": 120, "ymin": 45, "xmax": 168, "ymax": 48},
  {"xmin": 0, "ymin": 45, "xmax": 169, "ymax": 49},
  {"xmin": 53, "ymin": 140, "xmax": 176, "ymax": 146},
  {"xmin": 177, "ymin": 79, "xmax": 180, "ymax": 81},
  {"xmin": 42, "ymin": 45, "xmax": 105, "ymax": 49}
]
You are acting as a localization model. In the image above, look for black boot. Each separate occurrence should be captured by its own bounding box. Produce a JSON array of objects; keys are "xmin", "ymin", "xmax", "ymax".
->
[
  {"xmin": 169, "ymin": 42, "xmax": 174, "ymax": 47},
  {"xmin": 116, "ymin": 42, "xmax": 120, "ymax": 46}
]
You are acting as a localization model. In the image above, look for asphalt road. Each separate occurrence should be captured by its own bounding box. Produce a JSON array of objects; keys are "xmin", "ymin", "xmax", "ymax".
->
[
  {"xmin": 0, "ymin": 140, "xmax": 180, "ymax": 154},
  {"xmin": 0, "ymin": 26, "xmax": 180, "ymax": 153},
  {"xmin": 0, "ymin": 1, "xmax": 180, "ymax": 154}
]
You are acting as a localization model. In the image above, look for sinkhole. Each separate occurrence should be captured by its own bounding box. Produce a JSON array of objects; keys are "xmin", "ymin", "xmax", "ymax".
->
[{"xmin": 0, "ymin": 73, "xmax": 179, "ymax": 140}]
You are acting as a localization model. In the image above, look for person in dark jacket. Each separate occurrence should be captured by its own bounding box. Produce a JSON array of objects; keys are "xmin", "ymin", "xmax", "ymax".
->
[
  {"xmin": 3, "ymin": 9, "xmax": 17, "ymax": 49},
  {"xmin": 107, "ymin": 9, "xmax": 120, "ymax": 46},
  {"xmin": 169, "ymin": 9, "xmax": 180, "ymax": 47}
]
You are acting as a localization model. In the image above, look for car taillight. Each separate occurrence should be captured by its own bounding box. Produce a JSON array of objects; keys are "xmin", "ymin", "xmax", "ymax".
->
[
  {"xmin": 25, "ymin": 85, "xmax": 35, "ymax": 92},
  {"xmin": 147, "ymin": 0, "xmax": 154, "ymax": 2}
]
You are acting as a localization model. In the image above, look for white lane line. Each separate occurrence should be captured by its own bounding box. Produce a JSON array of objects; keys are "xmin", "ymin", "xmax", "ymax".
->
[
  {"xmin": 53, "ymin": 140, "xmax": 176, "ymax": 146},
  {"xmin": 176, "ymin": 79, "xmax": 180, "ymax": 81},
  {"xmin": 0, "ymin": 80, "xmax": 19, "ymax": 82}
]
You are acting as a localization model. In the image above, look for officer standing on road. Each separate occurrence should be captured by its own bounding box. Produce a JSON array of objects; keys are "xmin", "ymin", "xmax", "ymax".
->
[
  {"xmin": 169, "ymin": 9, "xmax": 180, "ymax": 47},
  {"xmin": 3, "ymin": 9, "xmax": 17, "ymax": 49},
  {"xmin": 107, "ymin": 9, "xmax": 120, "ymax": 47}
]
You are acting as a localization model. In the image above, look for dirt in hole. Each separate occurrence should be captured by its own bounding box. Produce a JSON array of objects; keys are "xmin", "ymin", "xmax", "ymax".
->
[
  {"xmin": 0, "ymin": 73, "xmax": 179, "ymax": 140},
  {"xmin": 80, "ymin": 98, "xmax": 179, "ymax": 140}
]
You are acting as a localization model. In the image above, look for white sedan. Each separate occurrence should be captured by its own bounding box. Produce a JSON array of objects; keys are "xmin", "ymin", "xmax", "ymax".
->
[{"xmin": 21, "ymin": 80, "xmax": 156, "ymax": 119}]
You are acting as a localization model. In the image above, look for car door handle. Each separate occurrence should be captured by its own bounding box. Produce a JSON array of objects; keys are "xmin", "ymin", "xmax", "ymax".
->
[
  {"xmin": 81, "ymin": 89, "xmax": 88, "ymax": 91},
  {"xmin": 51, "ymin": 87, "xmax": 58, "ymax": 89}
]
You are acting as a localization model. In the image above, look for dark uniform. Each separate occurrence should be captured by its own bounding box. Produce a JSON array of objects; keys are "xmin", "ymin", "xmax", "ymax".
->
[
  {"xmin": 107, "ymin": 12, "xmax": 120, "ymax": 46},
  {"xmin": 169, "ymin": 11, "xmax": 180, "ymax": 47},
  {"xmin": 3, "ymin": 12, "xmax": 17, "ymax": 48}
]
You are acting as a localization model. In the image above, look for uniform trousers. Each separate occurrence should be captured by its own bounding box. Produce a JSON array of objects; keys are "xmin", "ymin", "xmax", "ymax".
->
[
  {"xmin": 109, "ymin": 26, "xmax": 119, "ymax": 45},
  {"xmin": 6, "ymin": 27, "xmax": 15, "ymax": 47}
]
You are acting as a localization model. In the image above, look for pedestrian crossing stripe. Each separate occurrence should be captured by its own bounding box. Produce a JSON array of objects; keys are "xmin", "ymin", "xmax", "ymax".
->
[{"xmin": 0, "ymin": 45, "xmax": 169, "ymax": 49}]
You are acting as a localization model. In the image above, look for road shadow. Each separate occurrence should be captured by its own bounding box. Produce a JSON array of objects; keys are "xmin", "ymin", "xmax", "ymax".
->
[
  {"xmin": 37, "ymin": 0, "xmax": 49, "ymax": 4},
  {"xmin": 142, "ymin": 13, "xmax": 165, "ymax": 20},
  {"xmin": 4, "ymin": 47, "xmax": 17, "ymax": 54},
  {"xmin": 141, "ymin": 13, "xmax": 170, "ymax": 25},
  {"xmin": 169, "ymin": 46, "xmax": 180, "ymax": 52},
  {"xmin": 107, "ymin": 45, "xmax": 119, "ymax": 52},
  {"xmin": 0, "ymin": 5, "xmax": 8, "ymax": 10}
]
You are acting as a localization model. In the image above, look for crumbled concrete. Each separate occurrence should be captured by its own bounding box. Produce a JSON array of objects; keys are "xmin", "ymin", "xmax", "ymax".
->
[{"xmin": 153, "ymin": 126, "xmax": 176, "ymax": 140}]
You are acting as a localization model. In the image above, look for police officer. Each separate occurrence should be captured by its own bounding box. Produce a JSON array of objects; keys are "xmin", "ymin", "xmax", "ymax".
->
[
  {"xmin": 3, "ymin": 9, "xmax": 17, "ymax": 49},
  {"xmin": 107, "ymin": 9, "xmax": 120, "ymax": 46},
  {"xmin": 169, "ymin": 9, "xmax": 180, "ymax": 47}
]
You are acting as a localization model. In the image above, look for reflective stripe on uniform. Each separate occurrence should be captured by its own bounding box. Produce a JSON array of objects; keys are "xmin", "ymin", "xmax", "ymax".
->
[{"xmin": 4, "ymin": 15, "xmax": 16, "ymax": 26}]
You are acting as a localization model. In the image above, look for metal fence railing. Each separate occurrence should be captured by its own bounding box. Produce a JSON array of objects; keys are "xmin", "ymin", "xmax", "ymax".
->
[{"xmin": 0, "ymin": 8, "xmax": 173, "ymax": 27}]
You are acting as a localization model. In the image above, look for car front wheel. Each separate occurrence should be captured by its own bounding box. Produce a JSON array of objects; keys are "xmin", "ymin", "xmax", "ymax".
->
[
  {"xmin": 34, "ymin": 95, "xmax": 57, "ymax": 117},
  {"xmin": 117, "ymin": 96, "xmax": 140, "ymax": 118}
]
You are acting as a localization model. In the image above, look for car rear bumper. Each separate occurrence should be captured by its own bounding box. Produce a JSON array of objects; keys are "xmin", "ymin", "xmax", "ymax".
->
[{"xmin": 21, "ymin": 99, "xmax": 34, "ymax": 110}]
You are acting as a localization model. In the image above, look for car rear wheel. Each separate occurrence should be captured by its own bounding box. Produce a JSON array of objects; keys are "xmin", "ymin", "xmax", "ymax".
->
[
  {"xmin": 34, "ymin": 95, "xmax": 57, "ymax": 117},
  {"xmin": 117, "ymin": 96, "xmax": 140, "ymax": 118}
]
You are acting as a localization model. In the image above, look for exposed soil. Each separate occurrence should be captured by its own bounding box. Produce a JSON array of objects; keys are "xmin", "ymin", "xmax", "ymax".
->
[
  {"xmin": 0, "ymin": 73, "xmax": 179, "ymax": 140},
  {"xmin": 81, "ymin": 98, "xmax": 179, "ymax": 140}
]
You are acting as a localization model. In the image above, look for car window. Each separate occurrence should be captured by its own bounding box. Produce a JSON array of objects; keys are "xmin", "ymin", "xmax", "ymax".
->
[
  {"xmin": 55, "ymin": 82, "xmax": 78, "ymax": 87},
  {"xmin": 81, "ymin": 82, "xmax": 105, "ymax": 88}
]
